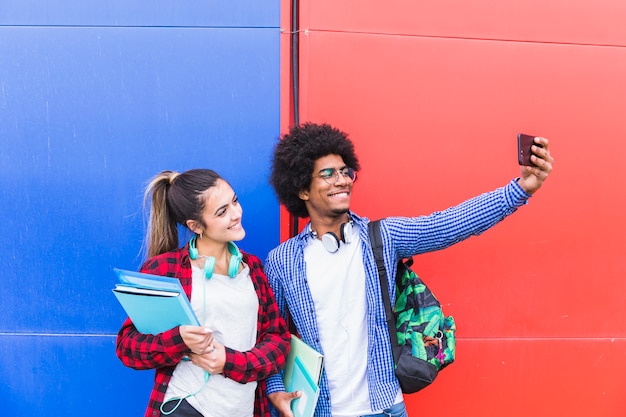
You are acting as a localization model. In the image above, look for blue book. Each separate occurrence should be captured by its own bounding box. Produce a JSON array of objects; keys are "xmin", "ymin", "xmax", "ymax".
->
[
  {"xmin": 112, "ymin": 268, "xmax": 199, "ymax": 335},
  {"xmin": 283, "ymin": 336, "xmax": 324, "ymax": 417}
]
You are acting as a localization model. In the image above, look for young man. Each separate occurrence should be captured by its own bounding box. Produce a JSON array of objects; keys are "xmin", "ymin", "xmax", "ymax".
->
[{"xmin": 264, "ymin": 123, "xmax": 553, "ymax": 417}]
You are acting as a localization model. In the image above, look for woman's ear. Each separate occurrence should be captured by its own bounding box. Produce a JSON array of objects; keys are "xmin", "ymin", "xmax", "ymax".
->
[{"xmin": 186, "ymin": 220, "xmax": 202, "ymax": 235}]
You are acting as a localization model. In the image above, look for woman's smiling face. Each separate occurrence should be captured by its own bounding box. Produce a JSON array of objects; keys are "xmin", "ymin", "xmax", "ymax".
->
[{"xmin": 199, "ymin": 178, "xmax": 246, "ymax": 243}]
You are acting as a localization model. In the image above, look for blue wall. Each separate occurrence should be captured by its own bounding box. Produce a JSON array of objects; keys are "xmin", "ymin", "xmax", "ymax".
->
[{"xmin": 0, "ymin": 1, "xmax": 281, "ymax": 414}]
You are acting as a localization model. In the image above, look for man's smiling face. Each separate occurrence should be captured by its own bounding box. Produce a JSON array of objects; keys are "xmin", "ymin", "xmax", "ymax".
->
[{"xmin": 299, "ymin": 154, "xmax": 354, "ymax": 221}]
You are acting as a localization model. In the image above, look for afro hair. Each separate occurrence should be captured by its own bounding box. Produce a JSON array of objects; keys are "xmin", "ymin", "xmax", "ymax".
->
[{"xmin": 269, "ymin": 122, "xmax": 360, "ymax": 218}]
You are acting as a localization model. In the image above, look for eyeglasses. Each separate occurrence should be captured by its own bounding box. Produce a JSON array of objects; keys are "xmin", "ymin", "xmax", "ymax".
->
[{"xmin": 314, "ymin": 167, "xmax": 357, "ymax": 185}]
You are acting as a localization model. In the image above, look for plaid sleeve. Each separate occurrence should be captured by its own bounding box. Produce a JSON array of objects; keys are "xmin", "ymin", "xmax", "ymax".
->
[
  {"xmin": 387, "ymin": 179, "xmax": 531, "ymax": 258},
  {"xmin": 263, "ymin": 250, "xmax": 289, "ymax": 395},
  {"xmin": 222, "ymin": 254, "xmax": 291, "ymax": 384},
  {"xmin": 116, "ymin": 318, "xmax": 190, "ymax": 370}
]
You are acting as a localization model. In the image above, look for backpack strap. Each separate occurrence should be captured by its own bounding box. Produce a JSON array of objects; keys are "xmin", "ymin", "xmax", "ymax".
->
[{"xmin": 368, "ymin": 220, "xmax": 401, "ymax": 357}]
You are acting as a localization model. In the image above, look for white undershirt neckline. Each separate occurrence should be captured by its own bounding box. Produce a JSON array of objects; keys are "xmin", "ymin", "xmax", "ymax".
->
[
  {"xmin": 164, "ymin": 264, "xmax": 258, "ymax": 417},
  {"xmin": 304, "ymin": 224, "xmax": 373, "ymax": 416}
]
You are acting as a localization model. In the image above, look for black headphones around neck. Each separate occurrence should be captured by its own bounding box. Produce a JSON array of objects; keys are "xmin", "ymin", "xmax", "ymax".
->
[
  {"xmin": 312, "ymin": 221, "xmax": 353, "ymax": 253},
  {"xmin": 189, "ymin": 235, "xmax": 242, "ymax": 279}
]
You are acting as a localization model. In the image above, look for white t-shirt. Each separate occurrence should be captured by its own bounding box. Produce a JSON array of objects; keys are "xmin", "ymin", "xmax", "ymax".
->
[
  {"xmin": 164, "ymin": 263, "xmax": 259, "ymax": 417},
  {"xmin": 304, "ymin": 224, "xmax": 373, "ymax": 416}
]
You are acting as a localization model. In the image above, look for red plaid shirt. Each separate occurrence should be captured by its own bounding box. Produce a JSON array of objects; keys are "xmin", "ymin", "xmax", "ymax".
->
[{"xmin": 116, "ymin": 244, "xmax": 290, "ymax": 417}]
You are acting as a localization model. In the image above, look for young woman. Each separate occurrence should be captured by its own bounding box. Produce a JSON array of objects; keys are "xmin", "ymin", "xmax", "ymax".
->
[{"xmin": 116, "ymin": 169, "xmax": 290, "ymax": 417}]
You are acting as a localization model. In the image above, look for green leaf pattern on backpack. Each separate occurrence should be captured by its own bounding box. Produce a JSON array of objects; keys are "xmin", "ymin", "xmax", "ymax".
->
[{"xmin": 393, "ymin": 265, "xmax": 457, "ymax": 370}]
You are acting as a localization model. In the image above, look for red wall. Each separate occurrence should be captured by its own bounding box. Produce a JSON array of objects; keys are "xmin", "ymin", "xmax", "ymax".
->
[{"xmin": 280, "ymin": 1, "xmax": 626, "ymax": 415}]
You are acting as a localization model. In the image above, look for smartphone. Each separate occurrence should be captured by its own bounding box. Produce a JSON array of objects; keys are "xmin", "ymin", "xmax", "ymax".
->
[{"xmin": 517, "ymin": 133, "xmax": 542, "ymax": 166}]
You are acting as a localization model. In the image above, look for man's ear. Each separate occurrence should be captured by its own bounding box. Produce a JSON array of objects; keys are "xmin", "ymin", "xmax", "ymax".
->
[{"xmin": 298, "ymin": 189, "xmax": 309, "ymax": 201}]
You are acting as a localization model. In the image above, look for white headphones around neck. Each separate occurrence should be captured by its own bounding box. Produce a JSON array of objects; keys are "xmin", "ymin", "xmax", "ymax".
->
[{"xmin": 312, "ymin": 221, "xmax": 353, "ymax": 253}]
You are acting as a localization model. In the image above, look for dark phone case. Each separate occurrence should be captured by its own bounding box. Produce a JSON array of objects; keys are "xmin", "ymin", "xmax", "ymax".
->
[{"xmin": 518, "ymin": 133, "xmax": 539, "ymax": 166}]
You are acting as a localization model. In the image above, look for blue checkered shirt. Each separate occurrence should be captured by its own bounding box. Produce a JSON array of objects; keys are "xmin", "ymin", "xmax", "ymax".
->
[{"xmin": 265, "ymin": 179, "xmax": 530, "ymax": 417}]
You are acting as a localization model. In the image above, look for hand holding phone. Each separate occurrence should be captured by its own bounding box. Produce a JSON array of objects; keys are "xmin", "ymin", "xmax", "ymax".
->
[{"xmin": 518, "ymin": 133, "xmax": 543, "ymax": 166}]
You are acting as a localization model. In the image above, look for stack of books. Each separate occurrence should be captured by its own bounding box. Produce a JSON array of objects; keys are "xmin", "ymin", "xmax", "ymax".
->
[
  {"xmin": 112, "ymin": 268, "xmax": 199, "ymax": 334},
  {"xmin": 283, "ymin": 335, "xmax": 324, "ymax": 417}
]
